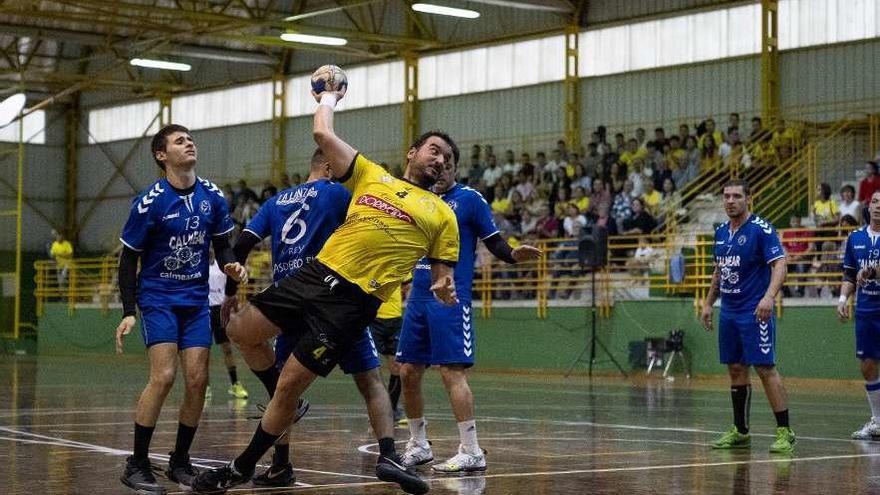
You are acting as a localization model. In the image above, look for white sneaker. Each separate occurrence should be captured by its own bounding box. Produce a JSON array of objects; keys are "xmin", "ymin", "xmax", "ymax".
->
[
  {"xmin": 432, "ymin": 445, "xmax": 487, "ymax": 473},
  {"xmin": 852, "ymin": 419, "xmax": 880, "ymax": 440},
  {"xmin": 401, "ymin": 440, "xmax": 433, "ymax": 467}
]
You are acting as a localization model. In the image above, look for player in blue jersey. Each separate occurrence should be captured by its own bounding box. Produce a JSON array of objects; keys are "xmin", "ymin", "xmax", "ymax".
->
[
  {"xmin": 114, "ymin": 124, "xmax": 248, "ymax": 495},
  {"xmin": 397, "ymin": 155, "xmax": 541, "ymax": 472},
  {"xmin": 838, "ymin": 191, "xmax": 880, "ymax": 439},
  {"xmin": 700, "ymin": 179, "xmax": 795, "ymax": 454},
  {"xmin": 220, "ymin": 148, "xmax": 391, "ymax": 487}
]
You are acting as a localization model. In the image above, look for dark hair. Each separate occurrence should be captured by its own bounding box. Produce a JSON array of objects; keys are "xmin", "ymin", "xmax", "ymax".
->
[
  {"xmin": 730, "ymin": 112, "xmax": 740, "ymax": 118},
  {"xmin": 310, "ymin": 147, "xmax": 328, "ymax": 170},
  {"xmin": 869, "ymin": 161, "xmax": 879, "ymax": 174},
  {"xmin": 654, "ymin": 127, "xmax": 664, "ymax": 133},
  {"xmin": 840, "ymin": 214, "xmax": 859, "ymax": 227},
  {"xmin": 722, "ymin": 178, "xmax": 751, "ymax": 196},
  {"xmin": 752, "ymin": 116, "xmax": 763, "ymax": 123},
  {"xmin": 151, "ymin": 124, "xmax": 190, "ymax": 170},
  {"xmin": 819, "ymin": 182, "xmax": 832, "ymax": 200},
  {"xmin": 841, "ymin": 184, "xmax": 856, "ymax": 195},
  {"xmin": 411, "ymin": 130, "xmax": 460, "ymax": 165}
]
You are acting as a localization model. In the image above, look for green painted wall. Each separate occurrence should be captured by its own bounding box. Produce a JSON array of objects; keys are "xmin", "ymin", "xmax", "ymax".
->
[{"xmin": 35, "ymin": 301, "xmax": 858, "ymax": 380}]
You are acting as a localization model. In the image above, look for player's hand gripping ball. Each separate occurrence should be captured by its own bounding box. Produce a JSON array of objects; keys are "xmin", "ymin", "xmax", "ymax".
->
[{"xmin": 311, "ymin": 65, "xmax": 348, "ymax": 101}]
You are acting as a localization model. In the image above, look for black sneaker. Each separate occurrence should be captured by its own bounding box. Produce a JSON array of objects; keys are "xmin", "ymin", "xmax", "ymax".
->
[
  {"xmin": 252, "ymin": 462, "xmax": 295, "ymax": 487},
  {"xmin": 121, "ymin": 456, "xmax": 167, "ymax": 494},
  {"xmin": 166, "ymin": 451, "xmax": 199, "ymax": 490},
  {"xmin": 249, "ymin": 398, "xmax": 310, "ymax": 423},
  {"xmin": 191, "ymin": 461, "xmax": 252, "ymax": 494},
  {"xmin": 376, "ymin": 454, "xmax": 430, "ymax": 495}
]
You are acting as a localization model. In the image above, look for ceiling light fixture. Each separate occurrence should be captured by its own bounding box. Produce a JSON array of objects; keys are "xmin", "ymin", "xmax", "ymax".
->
[
  {"xmin": 130, "ymin": 58, "xmax": 191, "ymax": 72},
  {"xmin": 412, "ymin": 3, "xmax": 480, "ymax": 18},
  {"xmin": 280, "ymin": 33, "xmax": 348, "ymax": 46}
]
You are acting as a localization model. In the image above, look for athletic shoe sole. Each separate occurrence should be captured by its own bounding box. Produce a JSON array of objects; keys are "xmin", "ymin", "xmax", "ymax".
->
[{"xmin": 376, "ymin": 462, "xmax": 429, "ymax": 495}]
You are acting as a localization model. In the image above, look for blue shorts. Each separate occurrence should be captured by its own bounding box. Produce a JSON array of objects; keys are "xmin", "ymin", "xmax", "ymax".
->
[
  {"xmin": 397, "ymin": 300, "xmax": 474, "ymax": 367},
  {"xmin": 274, "ymin": 329, "xmax": 379, "ymax": 375},
  {"xmin": 718, "ymin": 310, "xmax": 775, "ymax": 366},
  {"xmin": 140, "ymin": 305, "xmax": 211, "ymax": 350},
  {"xmin": 855, "ymin": 312, "xmax": 880, "ymax": 360}
]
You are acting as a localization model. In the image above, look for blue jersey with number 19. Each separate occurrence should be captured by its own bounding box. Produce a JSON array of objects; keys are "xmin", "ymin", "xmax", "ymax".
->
[
  {"xmin": 244, "ymin": 179, "xmax": 351, "ymax": 282},
  {"xmin": 843, "ymin": 227, "xmax": 880, "ymax": 314},
  {"xmin": 409, "ymin": 183, "xmax": 498, "ymax": 303},
  {"xmin": 120, "ymin": 177, "xmax": 234, "ymax": 307},
  {"xmin": 713, "ymin": 214, "xmax": 785, "ymax": 313}
]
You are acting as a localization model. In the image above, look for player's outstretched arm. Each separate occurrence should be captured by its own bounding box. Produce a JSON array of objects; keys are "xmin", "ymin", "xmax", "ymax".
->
[
  {"xmin": 483, "ymin": 233, "xmax": 542, "ymax": 264},
  {"xmin": 312, "ymin": 92, "xmax": 357, "ymax": 180}
]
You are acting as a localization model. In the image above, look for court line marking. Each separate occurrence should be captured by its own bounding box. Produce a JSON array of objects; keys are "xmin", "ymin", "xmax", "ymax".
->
[
  {"xmin": 0, "ymin": 427, "xmax": 378, "ymax": 484},
  {"xmin": 357, "ymin": 436, "xmax": 708, "ymax": 456}
]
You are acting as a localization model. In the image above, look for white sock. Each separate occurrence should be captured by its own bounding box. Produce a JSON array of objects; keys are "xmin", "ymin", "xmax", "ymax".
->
[
  {"xmin": 409, "ymin": 417, "xmax": 428, "ymax": 445},
  {"xmin": 458, "ymin": 419, "xmax": 480, "ymax": 454},
  {"xmin": 866, "ymin": 380, "xmax": 880, "ymax": 422}
]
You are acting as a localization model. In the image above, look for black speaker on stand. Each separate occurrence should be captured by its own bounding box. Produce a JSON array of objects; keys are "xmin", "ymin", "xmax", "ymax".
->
[{"xmin": 565, "ymin": 226, "xmax": 628, "ymax": 378}]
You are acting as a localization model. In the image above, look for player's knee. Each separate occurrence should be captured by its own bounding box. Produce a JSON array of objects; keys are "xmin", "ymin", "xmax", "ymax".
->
[
  {"xmin": 438, "ymin": 365, "xmax": 468, "ymax": 387},
  {"xmin": 150, "ymin": 367, "xmax": 177, "ymax": 392},
  {"xmin": 399, "ymin": 363, "xmax": 424, "ymax": 384},
  {"xmin": 354, "ymin": 370, "xmax": 384, "ymax": 399},
  {"xmin": 754, "ymin": 365, "xmax": 777, "ymax": 379},
  {"xmin": 184, "ymin": 367, "xmax": 209, "ymax": 391}
]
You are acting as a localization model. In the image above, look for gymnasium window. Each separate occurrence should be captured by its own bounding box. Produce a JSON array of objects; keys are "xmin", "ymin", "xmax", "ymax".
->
[
  {"xmin": 0, "ymin": 109, "xmax": 45, "ymax": 144},
  {"xmin": 87, "ymin": 100, "xmax": 159, "ymax": 144},
  {"xmin": 172, "ymin": 81, "xmax": 272, "ymax": 130}
]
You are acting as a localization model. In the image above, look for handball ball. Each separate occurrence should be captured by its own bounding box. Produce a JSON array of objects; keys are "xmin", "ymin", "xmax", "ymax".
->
[{"xmin": 311, "ymin": 65, "xmax": 348, "ymax": 96}]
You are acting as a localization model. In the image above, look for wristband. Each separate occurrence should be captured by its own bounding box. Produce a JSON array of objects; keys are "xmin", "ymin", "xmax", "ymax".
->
[
  {"xmin": 319, "ymin": 93, "xmax": 338, "ymax": 108},
  {"xmin": 839, "ymin": 294, "xmax": 848, "ymax": 304}
]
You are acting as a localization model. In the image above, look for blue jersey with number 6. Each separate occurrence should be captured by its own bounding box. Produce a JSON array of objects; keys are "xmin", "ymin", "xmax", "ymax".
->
[{"xmin": 244, "ymin": 179, "xmax": 351, "ymax": 282}]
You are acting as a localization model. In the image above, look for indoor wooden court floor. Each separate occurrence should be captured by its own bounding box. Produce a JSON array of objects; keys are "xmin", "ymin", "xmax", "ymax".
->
[{"xmin": 2, "ymin": 354, "xmax": 880, "ymax": 494}]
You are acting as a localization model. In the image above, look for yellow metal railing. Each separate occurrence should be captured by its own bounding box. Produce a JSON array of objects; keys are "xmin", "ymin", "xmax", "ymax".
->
[{"xmin": 35, "ymin": 228, "xmax": 850, "ymax": 322}]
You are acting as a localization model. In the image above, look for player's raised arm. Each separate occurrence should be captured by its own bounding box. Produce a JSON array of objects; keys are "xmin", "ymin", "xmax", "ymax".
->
[{"xmin": 311, "ymin": 65, "xmax": 357, "ymax": 179}]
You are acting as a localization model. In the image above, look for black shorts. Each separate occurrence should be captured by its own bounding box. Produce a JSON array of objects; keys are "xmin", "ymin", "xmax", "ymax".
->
[
  {"xmin": 209, "ymin": 305, "xmax": 229, "ymax": 345},
  {"xmin": 249, "ymin": 261, "xmax": 381, "ymax": 377},
  {"xmin": 368, "ymin": 317, "xmax": 402, "ymax": 356}
]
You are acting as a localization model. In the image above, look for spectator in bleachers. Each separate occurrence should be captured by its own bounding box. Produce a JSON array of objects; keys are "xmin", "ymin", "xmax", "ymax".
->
[
  {"xmin": 259, "ymin": 181, "xmax": 277, "ymax": 204},
  {"xmin": 534, "ymin": 204, "xmax": 560, "ymax": 238},
  {"xmin": 589, "ymin": 177, "xmax": 612, "ymax": 214},
  {"xmin": 608, "ymin": 161, "xmax": 626, "ymax": 194},
  {"xmin": 749, "ymin": 116, "xmax": 764, "ymax": 141},
  {"xmin": 502, "ymin": 149, "xmax": 521, "ymax": 175},
  {"xmin": 463, "ymin": 154, "xmax": 484, "ymax": 187},
  {"xmin": 839, "ymin": 214, "xmax": 860, "ymax": 236},
  {"xmin": 700, "ymin": 136, "xmax": 721, "ymax": 172},
  {"xmin": 612, "ymin": 179, "xmax": 635, "ymax": 225},
  {"xmin": 570, "ymin": 163, "xmax": 591, "ymax": 192},
  {"xmin": 719, "ymin": 127, "xmax": 738, "ymax": 159},
  {"xmin": 584, "ymin": 142, "xmax": 601, "ymax": 176},
  {"xmin": 622, "ymin": 197, "xmax": 657, "ymax": 235},
  {"xmin": 858, "ymin": 161, "xmax": 880, "ymax": 205},
  {"xmin": 482, "ymin": 154, "xmax": 503, "ymax": 201},
  {"xmin": 519, "ymin": 208, "xmax": 538, "ymax": 237},
  {"xmin": 673, "ymin": 135, "xmax": 700, "ymax": 188},
  {"xmin": 620, "ymin": 138, "xmax": 645, "ymax": 167},
  {"xmin": 546, "ymin": 149, "xmax": 565, "ymax": 176},
  {"xmin": 513, "ymin": 170, "xmax": 537, "ymax": 202},
  {"xmin": 625, "ymin": 236, "xmax": 656, "ymax": 277},
  {"xmin": 471, "ymin": 144, "xmax": 482, "ymax": 162},
  {"xmin": 838, "ymin": 184, "xmax": 861, "ymax": 222},
  {"xmin": 556, "ymin": 139, "xmax": 569, "ymax": 162},
  {"xmin": 592, "ymin": 202, "xmax": 618, "ymax": 237},
  {"xmin": 279, "ymin": 173, "xmax": 291, "ymax": 189},
  {"xmin": 645, "ymin": 141, "xmax": 665, "ymax": 172},
  {"xmin": 813, "ymin": 182, "xmax": 840, "ymax": 234},
  {"xmin": 508, "ymin": 189, "xmax": 526, "ymax": 223},
  {"xmin": 222, "ymin": 184, "xmax": 235, "ymax": 211},
  {"xmin": 571, "ymin": 186, "xmax": 590, "ymax": 214},
  {"xmin": 565, "ymin": 153, "xmax": 581, "ymax": 178},
  {"xmin": 613, "ymin": 132, "xmax": 626, "ymax": 154},
  {"xmin": 652, "ymin": 157, "xmax": 673, "ymax": 192},
  {"xmin": 491, "ymin": 184, "xmax": 512, "ymax": 216},
  {"xmin": 782, "ymin": 214, "xmax": 810, "ymax": 298},
  {"xmin": 232, "ymin": 179, "xmax": 258, "ymax": 206},
  {"xmin": 808, "ymin": 240, "xmax": 840, "ymax": 299},
  {"xmin": 677, "ymin": 123, "xmax": 691, "ymax": 144},
  {"xmin": 729, "ymin": 112, "xmax": 740, "ymax": 130},
  {"xmin": 635, "ymin": 128, "xmax": 647, "ymax": 149},
  {"xmin": 651, "ymin": 127, "xmax": 667, "ymax": 149},
  {"xmin": 628, "ymin": 158, "xmax": 646, "ymax": 197},
  {"xmin": 554, "ymin": 186, "xmax": 571, "ymax": 220},
  {"xmin": 520, "ymin": 152, "xmax": 535, "ymax": 178},
  {"xmin": 698, "ymin": 118, "xmax": 724, "ymax": 150},
  {"xmin": 290, "ymin": 172, "xmax": 303, "ymax": 185},
  {"xmin": 642, "ymin": 180, "xmax": 662, "ymax": 216}
]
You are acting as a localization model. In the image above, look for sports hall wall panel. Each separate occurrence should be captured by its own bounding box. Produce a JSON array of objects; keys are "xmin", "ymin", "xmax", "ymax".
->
[
  {"xmin": 585, "ymin": 0, "xmax": 729, "ymax": 25},
  {"xmin": 0, "ymin": 111, "xmax": 66, "ymax": 252},
  {"xmin": 36, "ymin": 301, "xmax": 855, "ymax": 380}
]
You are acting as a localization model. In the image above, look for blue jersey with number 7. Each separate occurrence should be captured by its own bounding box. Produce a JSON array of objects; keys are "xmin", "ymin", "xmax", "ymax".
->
[{"xmin": 244, "ymin": 179, "xmax": 351, "ymax": 282}]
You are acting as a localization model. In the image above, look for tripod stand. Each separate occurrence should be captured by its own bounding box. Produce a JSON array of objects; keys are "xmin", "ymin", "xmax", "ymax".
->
[{"xmin": 564, "ymin": 266, "xmax": 628, "ymax": 378}]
